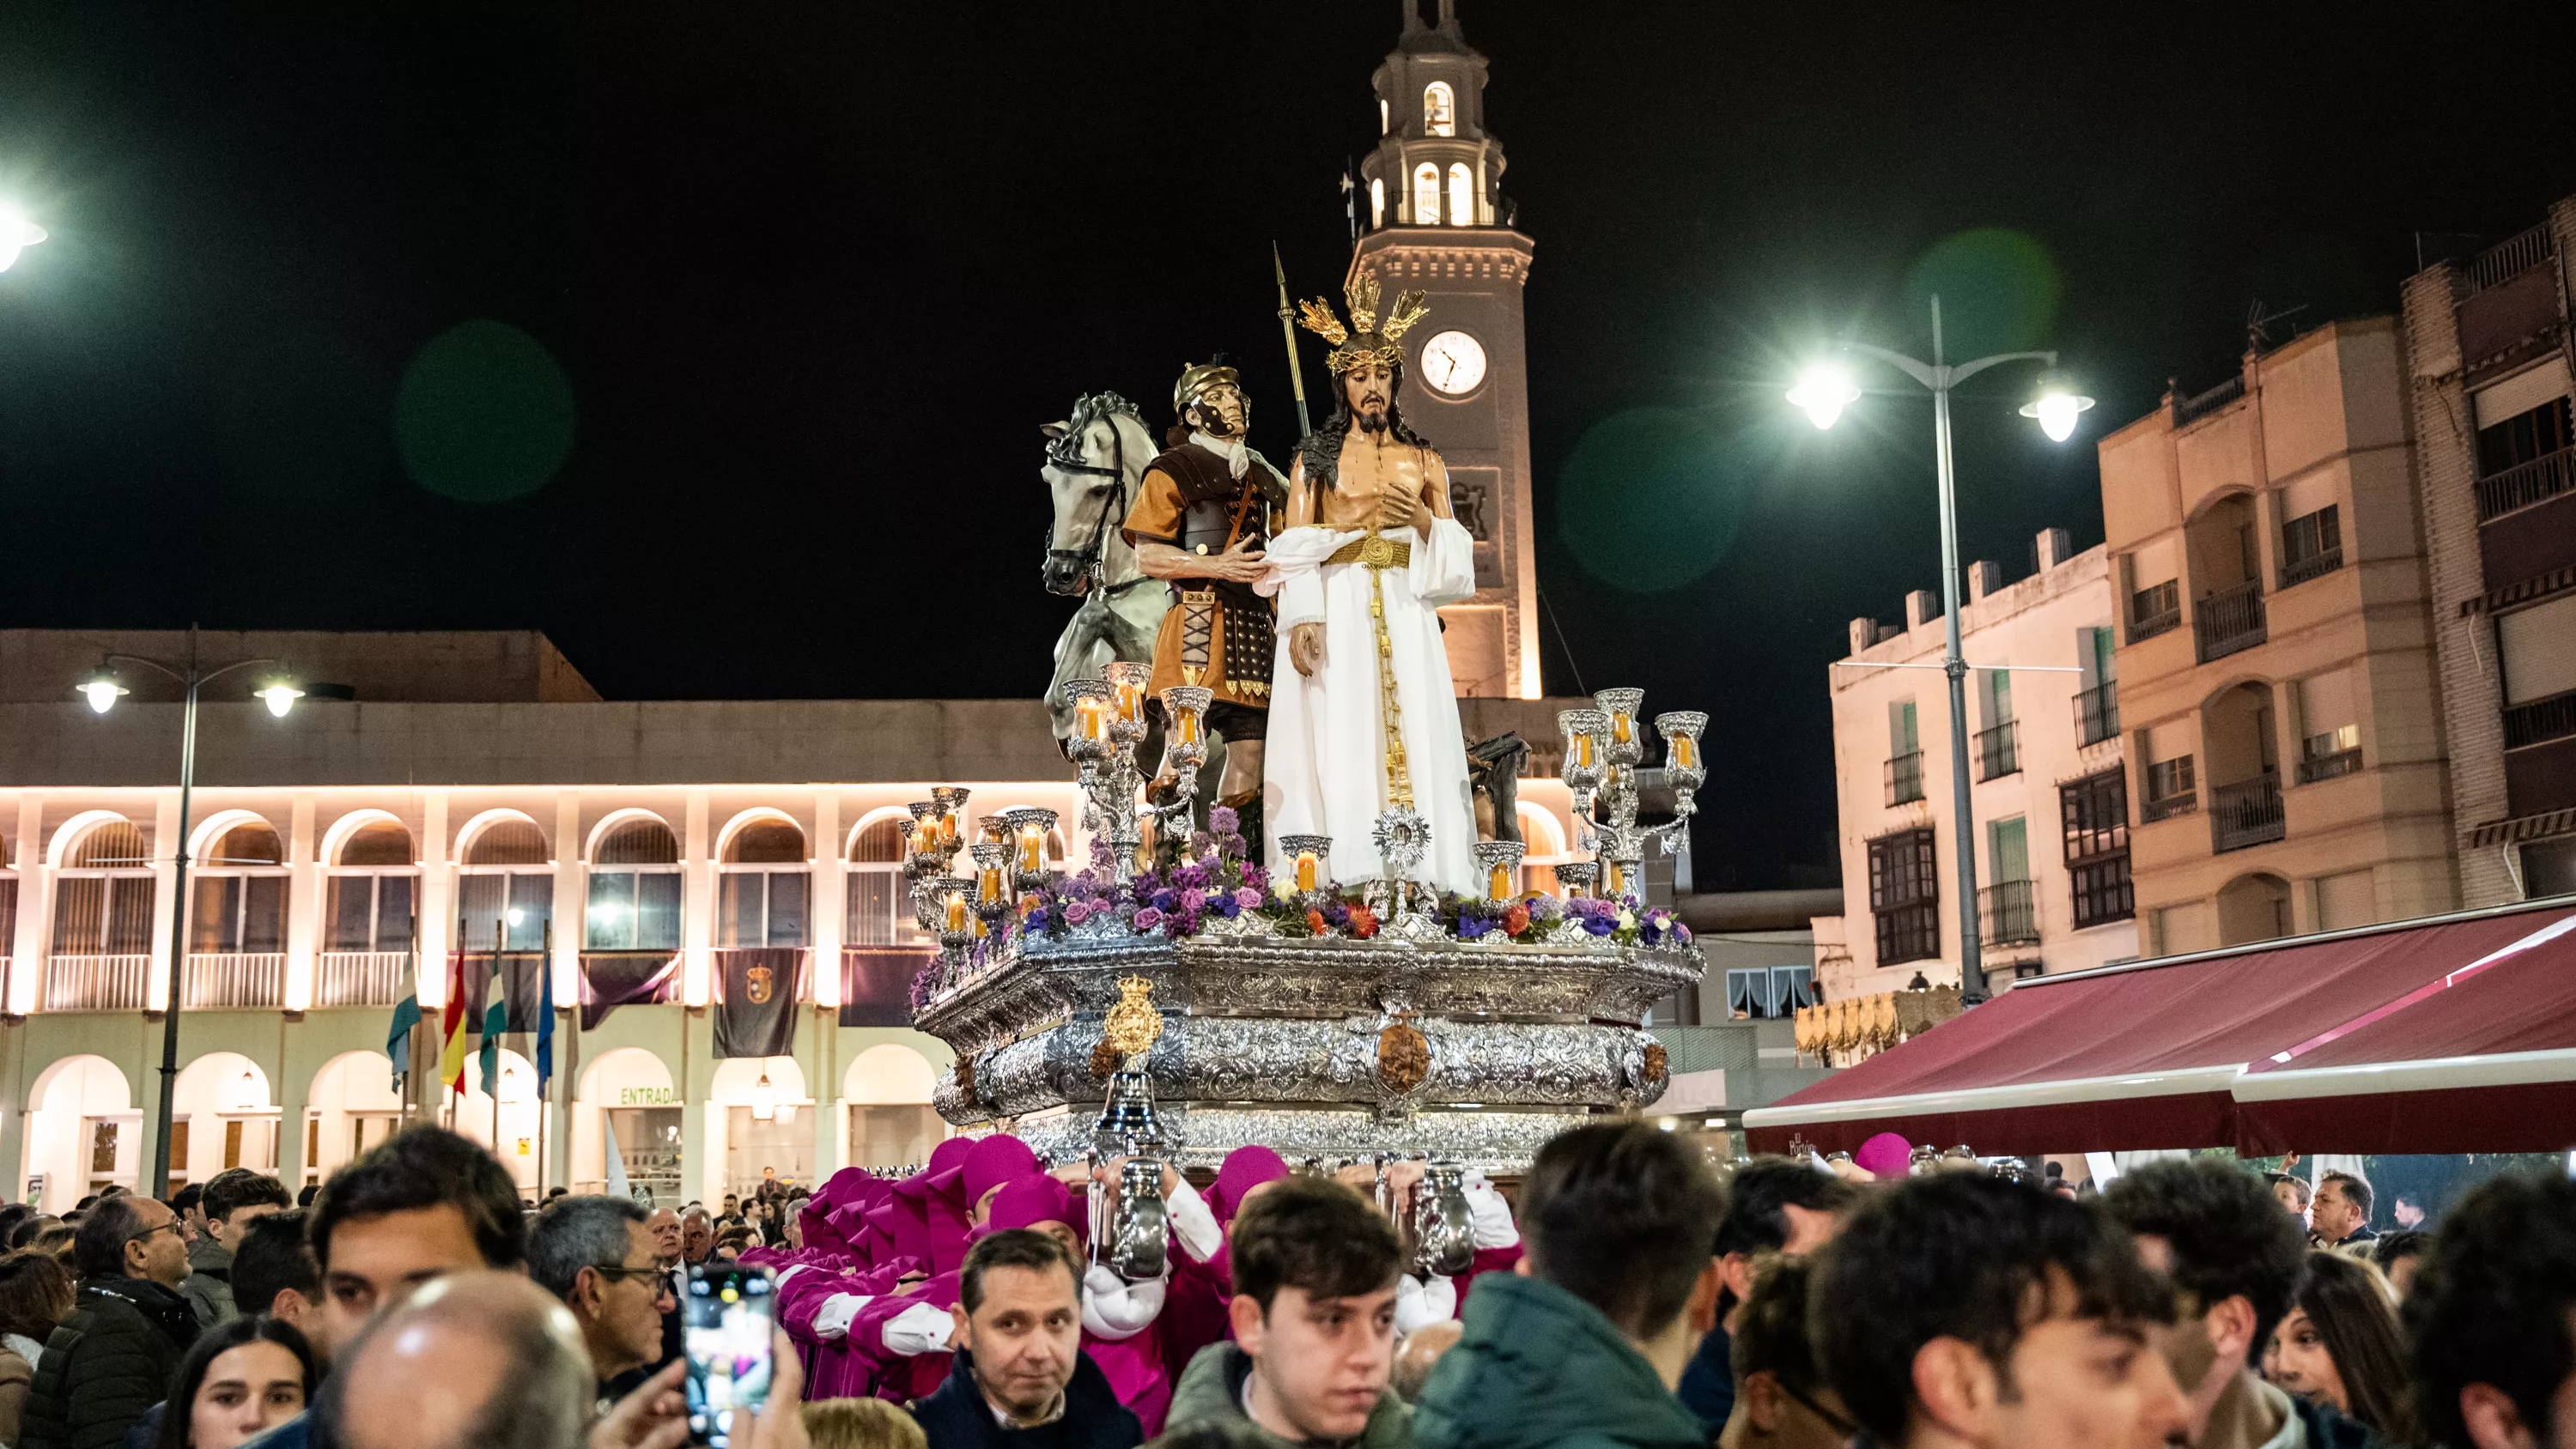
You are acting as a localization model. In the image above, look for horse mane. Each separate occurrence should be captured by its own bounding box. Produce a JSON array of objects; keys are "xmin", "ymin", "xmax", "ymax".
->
[{"xmin": 1063, "ymin": 391, "xmax": 1141, "ymax": 443}]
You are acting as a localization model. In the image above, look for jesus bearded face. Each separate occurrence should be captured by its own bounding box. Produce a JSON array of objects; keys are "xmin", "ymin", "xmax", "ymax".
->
[{"xmin": 1342, "ymin": 361, "xmax": 1395, "ymax": 432}]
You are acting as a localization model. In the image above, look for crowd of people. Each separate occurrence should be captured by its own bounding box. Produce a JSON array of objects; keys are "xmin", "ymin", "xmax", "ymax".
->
[{"xmin": 0, "ymin": 1125, "xmax": 2562, "ymax": 1449}]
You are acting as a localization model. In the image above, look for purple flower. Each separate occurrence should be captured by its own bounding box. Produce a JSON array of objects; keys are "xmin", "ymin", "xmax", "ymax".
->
[
  {"xmin": 1233, "ymin": 886, "xmax": 1263, "ymax": 911},
  {"xmin": 1675, "ymin": 924, "xmax": 1694, "ymax": 945},
  {"xmin": 1065, "ymin": 900, "xmax": 1094, "ymax": 926},
  {"xmin": 1025, "ymin": 909, "xmax": 1052, "ymax": 934},
  {"xmin": 1216, "ymin": 833, "xmax": 1247, "ymax": 862},
  {"xmin": 1134, "ymin": 906, "xmax": 1164, "ymax": 931},
  {"xmin": 1179, "ymin": 888, "xmax": 1208, "ymax": 912},
  {"xmin": 1215, "ymin": 894, "xmax": 1241, "ymax": 919},
  {"xmin": 1151, "ymin": 889, "xmax": 1176, "ymax": 912},
  {"xmin": 1089, "ymin": 836, "xmax": 1115, "ymax": 870},
  {"xmin": 1188, "ymin": 831, "xmax": 1215, "ymax": 858},
  {"xmin": 1529, "ymin": 894, "xmax": 1565, "ymax": 923},
  {"xmin": 1583, "ymin": 914, "xmax": 1616, "ymax": 937},
  {"xmin": 1174, "ymin": 864, "xmax": 1212, "ymax": 891},
  {"xmin": 1166, "ymin": 907, "xmax": 1200, "ymax": 938},
  {"xmin": 1457, "ymin": 916, "xmax": 1492, "ymax": 941},
  {"xmin": 1240, "ymin": 864, "xmax": 1268, "ymax": 891},
  {"xmin": 1207, "ymin": 805, "xmax": 1240, "ymax": 836}
]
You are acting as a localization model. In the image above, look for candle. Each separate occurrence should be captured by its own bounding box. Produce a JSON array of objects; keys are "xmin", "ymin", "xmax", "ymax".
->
[
  {"xmin": 1612, "ymin": 712, "xmax": 1632, "ymax": 744},
  {"xmin": 945, "ymin": 891, "xmax": 967, "ymax": 933},
  {"xmin": 979, "ymin": 866, "xmax": 1003, "ymax": 904},
  {"xmin": 1077, "ymin": 698, "xmax": 1107, "ymax": 740},
  {"xmin": 1605, "ymin": 861, "xmax": 1625, "ymax": 895},
  {"xmin": 1018, "ymin": 825, "xmax": 1044, "ymax": 874},
  {"xmin": 1572, "ymin": 733, "xmax": 1592, "ymax": 769},
  {"xmin": 939, "ymin": 811, "xmax": 959, "ymax": 845},
  {"xmin": 913, "ymin": 823, "xmax": 938, "ymax": 858},
  {"xmin": 1114, "ymin": 682, "xmax": 1143, "ymax": 723},
  {"xmin": 1489, "ymin": 864, "xmax": 1513, "ymax": 900},
  {"xmin": 1672, "ymin": 734, "xmax": 1694, "ymax": 770},
  {"xmin": 1176, "ymin": 711, "xmax": 1200, "ymax": 746},
  {"xmin": 1295, "ymin": 852, "xmax": 1318, "ymax": 893}
]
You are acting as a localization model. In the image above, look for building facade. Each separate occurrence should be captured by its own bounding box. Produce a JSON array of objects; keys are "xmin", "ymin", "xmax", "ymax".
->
[
  {"xmin": 1815, "ymin": 530, "xmax": 2140, "ymax": 999},
  {"xmin": 1352, "ymin": 0, "xmax": 1541, "ymax": 698},
  {"xmin": 0, "ymin": 630, "xmax": 1587, "ymax": 1213},
  {"xmin": 2399, "ymin": 197, "xmax": 2576, "ymax": 905},
  {"xmin": 2098, "ymin": 318, "xmax": 2458, "ymax": 955}
]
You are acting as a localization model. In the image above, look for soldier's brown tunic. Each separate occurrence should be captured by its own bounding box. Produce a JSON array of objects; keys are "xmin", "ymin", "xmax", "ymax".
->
[{"xmin": 1120, "ymin": 441, "xmax": 1285, "ymax": 710}]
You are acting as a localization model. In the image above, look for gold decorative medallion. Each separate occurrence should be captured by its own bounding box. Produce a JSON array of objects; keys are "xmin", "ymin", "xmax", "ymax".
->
[
  {"xmin": 1376, "ymin": 1010, "xmax": 1430, "ymax": 1096},
  {"xmin": 745, "ymin": 965, "xmax": 774, "ymax": 1004},
  {"xmin": 1102, "ymin": 976, "xmax": 1165, "ymax": 1062}
]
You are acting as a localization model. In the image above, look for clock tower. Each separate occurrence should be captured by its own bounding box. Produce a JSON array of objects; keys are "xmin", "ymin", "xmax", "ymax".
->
[{"xmin": 1351, "ymin": 0, "xmax": 1540, "ymax": 699}]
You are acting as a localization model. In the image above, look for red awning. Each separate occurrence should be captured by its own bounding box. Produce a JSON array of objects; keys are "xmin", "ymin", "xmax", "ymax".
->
[
  {"xmin": 1742, "ymin": 900, "xmax": 2576, "ymax": 1157},
  {"xmin": 2233, "ymin": 911, "xmax": 2576, "ymax": 1154}
]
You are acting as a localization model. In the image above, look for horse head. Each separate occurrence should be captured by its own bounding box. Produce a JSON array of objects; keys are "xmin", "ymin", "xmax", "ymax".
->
[{"xmin": 1039, "ymin": 391, "xmax": 1146, "ymax": 597}]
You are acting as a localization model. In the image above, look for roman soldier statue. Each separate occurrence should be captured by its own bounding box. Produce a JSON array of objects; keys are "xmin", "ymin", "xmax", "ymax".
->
[
  {"xmin": 1257, "ymin": 276, "xmax": 1479, "ymax": 897},
  {"xmin": 1119, "ymin": 353, "xmax": 1286, "ymax": 852}
]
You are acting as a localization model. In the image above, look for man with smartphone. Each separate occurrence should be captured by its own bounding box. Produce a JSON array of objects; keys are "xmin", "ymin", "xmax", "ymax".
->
[{"xmin": 911, "ymin": 1230, "xmax": 1144, "ymax": 1449}]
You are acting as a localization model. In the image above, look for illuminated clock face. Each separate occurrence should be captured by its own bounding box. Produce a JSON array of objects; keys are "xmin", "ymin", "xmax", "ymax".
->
[{"xmin": 1419, "ymin": 330, "xmax": 1487, "ymax": 397}]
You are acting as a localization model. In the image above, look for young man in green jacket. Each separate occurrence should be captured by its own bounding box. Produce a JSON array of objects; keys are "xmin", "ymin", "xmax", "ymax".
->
[
  {"xmin": 1165, "ymin": 1177, "xmax": 1412, "ymax": 1449},
  {"xmin": 1413, "ymin": 1124, "xmax": 1726, "ymax": 1449}
]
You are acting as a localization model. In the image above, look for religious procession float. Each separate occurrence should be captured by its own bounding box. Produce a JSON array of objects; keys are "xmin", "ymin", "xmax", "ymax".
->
[{"xmin": 902, "ymin": 276, "xmax": 1711, "ymax": 1180}]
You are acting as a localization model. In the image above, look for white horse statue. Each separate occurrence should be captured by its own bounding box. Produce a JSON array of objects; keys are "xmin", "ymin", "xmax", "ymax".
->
[{"xmin": 1040, "ymin": 392, "xmax": 1168, "ymax": 743}]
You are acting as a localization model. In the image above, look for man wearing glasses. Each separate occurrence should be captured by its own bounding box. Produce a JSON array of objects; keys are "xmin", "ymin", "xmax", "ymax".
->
[
  {"xmin": 527, "ymin": 1195, "xmax": 680, "ymax": 1404},
  {"xmin": 21, "ymin": 1194, "xmax": 202, "ymax": 1449}
]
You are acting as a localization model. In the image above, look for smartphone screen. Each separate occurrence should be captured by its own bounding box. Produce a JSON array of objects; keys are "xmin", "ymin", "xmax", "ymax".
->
[{"xmin": 683, "ymin": 1265, "xmax": 775, "ymax": 1448}]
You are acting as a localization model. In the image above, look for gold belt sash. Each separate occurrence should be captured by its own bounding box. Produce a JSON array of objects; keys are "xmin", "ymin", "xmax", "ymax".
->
[{"xmin": 1326, "ymin": 535, "xmax": 1411, "ymax": 569}]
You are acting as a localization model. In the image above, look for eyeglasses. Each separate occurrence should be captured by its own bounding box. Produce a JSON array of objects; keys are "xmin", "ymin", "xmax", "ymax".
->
[
  {"xmin": 590, "ymin": 1264, "xmax": 674, "ymax": 1293},
  {"xmin": 125, "ymin": 1221, "xmax": 186, "ymax": 1247}
]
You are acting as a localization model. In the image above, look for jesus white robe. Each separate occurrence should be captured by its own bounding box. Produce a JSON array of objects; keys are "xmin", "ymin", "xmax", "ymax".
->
[{"xmin": 1258, "ymin": 518, "xmax": 1482, "ymax": 898}]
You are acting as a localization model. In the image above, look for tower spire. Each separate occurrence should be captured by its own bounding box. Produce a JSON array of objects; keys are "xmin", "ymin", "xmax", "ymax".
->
[{"xmin": 1400, "ymin": 0, "xmax": 1422, "ymax": 33}]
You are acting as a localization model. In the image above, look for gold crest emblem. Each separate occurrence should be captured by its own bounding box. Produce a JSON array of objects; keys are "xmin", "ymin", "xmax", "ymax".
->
[
  {"xmin": 1101, "ymin": 975, "xmax": 1164, "ymax": 1062},
  {"xmin": 745, "ymin": 965, "xmax": 774, "ymax": 1005}
]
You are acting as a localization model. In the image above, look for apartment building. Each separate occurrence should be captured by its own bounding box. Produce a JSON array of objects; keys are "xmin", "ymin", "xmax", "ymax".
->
[
  {"xmin": 2400, "ymin": 197, "xmax": 2576, "ymax": 904},
  {"xmin": 1815, "ymin": 529, "xmax": 2139, "ymax": 998},
  {"xmin": 2099, "ymin": 318, "xmax": 2457, "ymax": 954}
]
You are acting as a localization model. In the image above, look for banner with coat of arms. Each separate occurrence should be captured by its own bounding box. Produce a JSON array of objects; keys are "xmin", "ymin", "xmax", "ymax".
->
[{"xmin": 713, "ymin": 947, "xmax": 809, "ymax": 1058}]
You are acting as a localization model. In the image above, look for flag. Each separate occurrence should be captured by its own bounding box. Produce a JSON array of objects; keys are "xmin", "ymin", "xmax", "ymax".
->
[
  {"xmin": 535, "ymin": 953, "xmax": 556, "ymax": 1098},
  {"xmin": 439, "ymin": 951, "xmax": 471, "ymax": 1090},
  {"xmin": 713, "ymin": 948, "xmax": 807, "ymax": 1059},
  {"xmin": 478, "ymin": 949, "xmax": 507, "ymax": 1098},
  {"xmin": 387, "ymin": 991, "xmax": 422, "ymax": 1093}
]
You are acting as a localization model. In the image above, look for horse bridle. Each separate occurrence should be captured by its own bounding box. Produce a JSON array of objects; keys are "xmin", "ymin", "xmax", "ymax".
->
[{"xmin": 1045, "ymin": 413, "xmax": 1149, "ymax": 597}]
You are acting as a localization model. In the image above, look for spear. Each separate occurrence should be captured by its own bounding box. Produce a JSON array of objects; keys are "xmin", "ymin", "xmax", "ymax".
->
[{"xmin": 1273, "ymin": 241, "xmax": 1313, "ymax": 440}]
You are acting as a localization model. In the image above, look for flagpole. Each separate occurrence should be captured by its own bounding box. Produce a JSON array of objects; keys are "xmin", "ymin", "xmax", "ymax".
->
[
  {"xmin": 491, "ymin": 919, "xmax": 502, "ymax": 1161},
  {"xmin": 538, "ymin": 920, "xmax": 551, "ymax": 1197}
]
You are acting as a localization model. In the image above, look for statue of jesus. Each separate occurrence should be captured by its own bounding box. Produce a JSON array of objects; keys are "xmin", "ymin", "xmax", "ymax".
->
[{"xmin": 1257, "ymin": 276, "xmax": 1480, "ymax": 897}]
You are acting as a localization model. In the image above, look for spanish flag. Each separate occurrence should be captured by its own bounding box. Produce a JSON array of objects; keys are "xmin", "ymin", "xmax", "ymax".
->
[{"xmin": 438, "ymin": 949, "xmax": 471, "ymax": 1090}]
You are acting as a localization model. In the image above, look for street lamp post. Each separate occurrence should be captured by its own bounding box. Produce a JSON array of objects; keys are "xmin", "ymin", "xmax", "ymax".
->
[
  {"xmin": 81, "ymin": 627, "xmax": 304, "ymax": 1197},
  {"xmin": 1789, "ymin": 296, "xmax": 2093, "ymax": 1003}
]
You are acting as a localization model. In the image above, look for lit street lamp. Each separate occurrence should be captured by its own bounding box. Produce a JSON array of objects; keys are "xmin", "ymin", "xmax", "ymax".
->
[
  {"xmin": 81, "ymin": 627, "xmax": 306, "ymax": 1196},
  {"xmin": 1794, "ymin": 297, "xmax": 2093, "ymax": 1002},
  {"xmin": 0, "ymin": 203, "xmax": 46, "ymax": 273}
]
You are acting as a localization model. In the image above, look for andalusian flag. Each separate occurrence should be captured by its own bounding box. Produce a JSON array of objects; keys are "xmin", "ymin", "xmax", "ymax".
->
[
  {"xmin": 386, "ymin": 991, "xmax": 422, "ymax": 1092},
  {"xmin": 477, "ymin": 949, "xmax": 507, "ymax": 1097},
  {"xmin": 439, "ymin": 950, "xmax": 471, "ymax": 1090}
]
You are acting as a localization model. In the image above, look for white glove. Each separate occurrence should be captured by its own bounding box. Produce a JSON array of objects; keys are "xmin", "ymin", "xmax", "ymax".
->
[
  {"xmin": 1082, "ymin": 1263, "xmax": 1166, "ymax": 1340},
  {"xmin": 1463, "ymin": 1172, "xmax": 1520, "ymax": 1250},
  {"xmin": 1164, "ymin": 1179, "xmax": 1224, "ymax": 1265},
  {"xmin": 811, "ymin": 1292, "xmax": 873, "ymax": 1342},
  {"xmin": 882, "ymin": 1300, "xmax": 955, "ymax": 1356},
  {"xmin": 1394, "ymin": 1273, "xmax": 1456, "ymax": 1334}
]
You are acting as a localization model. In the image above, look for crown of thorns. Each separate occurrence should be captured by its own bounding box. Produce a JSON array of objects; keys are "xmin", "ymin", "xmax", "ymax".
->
[{"xmin": 1297, "ymin": 274, "xmax": 1429, "ymax": 373}]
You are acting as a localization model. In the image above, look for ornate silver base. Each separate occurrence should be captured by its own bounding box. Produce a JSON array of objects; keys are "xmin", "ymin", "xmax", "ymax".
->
[{"xmin": 1005, "ymin": 1104, "xmax": 1594, "ymax": 1176}]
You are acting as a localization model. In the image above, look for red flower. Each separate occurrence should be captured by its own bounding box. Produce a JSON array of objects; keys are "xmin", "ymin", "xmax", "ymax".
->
[
  {"xmin": 1348, "ymin": 905, "xmax": 1380, "ymax": 940},
  {"xmin": 1018, "ymin": 893, "xmax": 1044, "ymax": 918},
  {"xmin": 1307, "ymin": 908, "xmax": 1328, "ymax": 936},
  {"xmin": 1503, "ymin": 904, "xmax": 1531, "ymax": 937}
]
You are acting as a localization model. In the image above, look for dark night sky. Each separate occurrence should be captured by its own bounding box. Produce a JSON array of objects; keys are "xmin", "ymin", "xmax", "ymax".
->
[{"xmin": 3, "ymin": 3, "xmax": 2573, "ymax": 891}]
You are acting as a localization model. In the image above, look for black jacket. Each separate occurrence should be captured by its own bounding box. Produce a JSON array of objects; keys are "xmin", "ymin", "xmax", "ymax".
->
[
  {"xmin": 910, "ymin": 1348, "xmax": 1142, "ymax": 1449},
  {"xmin": 22, "ymin": 1278, "xmax": 200, "ymax": 1449}
]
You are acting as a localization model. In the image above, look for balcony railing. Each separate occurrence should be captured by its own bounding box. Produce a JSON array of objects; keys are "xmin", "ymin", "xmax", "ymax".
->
[
  {"xmin": 2475, "ymin": 448, "xmax": 2575, "ymax": 522},
  {"xmin": 2505, "ymin": 689, "xmax": 2576, "ymax": 751},
  {"xmin": 2211, "ymin": 773, "xmax": 2287, "ymax": 853},
  {"xmin": 183, "ymin": 953, "xmax": 285, "ymax": 1009},
  {"xmin": 46, "ymin": 955, "xmax": 150, "ymax": 1011},
  {"xmin": 1874, "ymin": 901, "xmax": 1941, "ymax": 966},
  {"xmin": 1979, "ymin": 880, "xmax": 2039, "ymax": 946},
  {"xmin": 1886, "ymin": 750, "xmax": 1925, "ymax": 806},
  {"xmin": 2173, "ymin": 374, "xmax": 2246, "ymax": 426},
  {"xmin": 2467, "ymin": 221, "xmax": 2555, "ymax": 291},
  {"xmin": 2130, "ymin": 581, "xmax": 2181, "ymax": 642},
  {"xmin": 2195, "ymin": 579, "xmax": 2267, "ymax": 663},
  {"xmin": 2142, "ymin": 791, "xmax": 2198, "ymax": 822},
  {"xmin": 2280, "ymin": 543, "xmax": 2343, "ymax": 589},
  {"xmin": 2074, "ymin": 682, "xmax": 2120, "ymax": 746},
  {"xmin": 1975, "ymin": 720, "xmax": 2020, "ymax": 780},
  {"xmin": 2297, "ymin": 747, "xmax": 2364, "ymax": 785},
  {"xmin": 317, "ymin": 951, "xmax": 413, "ymax": 1008}
]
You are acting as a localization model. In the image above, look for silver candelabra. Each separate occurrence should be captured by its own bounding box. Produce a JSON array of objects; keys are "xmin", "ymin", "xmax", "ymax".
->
[
  {"xmin": 1559, "ymin": 688, "xmax": 1709, "ymax": 900},
  {"xmin": 1063, "ymin": 661, "xmax": 1212, "ymax": 886}
]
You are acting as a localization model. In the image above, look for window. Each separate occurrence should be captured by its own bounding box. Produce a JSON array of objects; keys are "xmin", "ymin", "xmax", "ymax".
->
[
  {"xmin": 1446, "ymin": 162, "xmax": 1473, "ymax": 227},
  {"xmin": 2500, "ymin": 595, "xmax": 2576, "ymax": 750},
  {"xmin": 848, "ymin": 817, "xmax": 927, "ymax": 948},
  {"xmin": 2476, "ymin": 397, "xmax": 2570, "ymax": 476},
  {"xmin": 1867, "ymin": 828, "xmax": 1939, "ymax": 966},
  {"xmin": 720, "ymin": 819, "xmax": 808, "ymax": 948},
  {"xmin": 1370, "ymin": 177, "xmax": 1384, "ymax": 230},
  {"xmin": 2280, "ymin": 504, "xmax": 2342, "ymax": 587},
  {"xmin": 1378, "ymin": 97, "xmax": 1389, "ymax": 135},
  {"xmin": 1412, "ymin": 163, "xmax": 1440, "ymax": 225},
  {"xmin": 2147, "ymin": 757, "xmax": 2196, "ymax": 805},
  {"xmin": 2130, "ymin": 579, "xmax": 2181, "ymax": 640},
  {"xmin": 1886, "ymin": 699, "xmax": 1923, "ymax": 805},
  {"xmin": 190, "ymin": 822, "xmax": 286, "ymax": 955},
  {"xmin": 54, "ymin": 820, "xmax": 155, "ymax": 956},
  {"xmin": 2060, "ymin": 768, "xmax": 2134, "ymax": 928},
  {"xmin": 1988, "ymin": 817, "xmax": 2029, "ymax": 882},
  {"xmin": 459, "ymin": 818, "xmax": 551, "ymax": 953},
  {"xmin": 588, "ymin": 818, "xmax": 683, "ymax": 951},
  {"xmin": 2296, "ymin": 669, "xmax": 2362, "ymax": 782},
  {"xmin": 1423, "ymin": 82, "xmax": 1455, "ymax": 136},
  {"xmin": 1723, "ymin": 966, "xmax": 1814, "ymax": 1019},
  {"xmin": 2076, "ymin": 627, "xmax": 2120, "ymax": 745},
  {"xmin": 325, "ymin": 820, "xmax": 416, "ymax": 954},
  {"xmin": 2526, "ymin": 837, "xmax": 2576, "ymax": 898}
]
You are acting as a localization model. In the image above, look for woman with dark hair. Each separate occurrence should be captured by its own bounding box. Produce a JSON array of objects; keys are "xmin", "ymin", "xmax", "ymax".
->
[
  {"xmin": 154, "ymin": 1316, "xmax": 315, "ymax": 1449},
  {"xmin": 2266, "ymin": 1248, "xmax": 2414, "ymax": 1440},
  {"xmin": 0, "ymin": 1250, "xmax": 76, "ymax": 1446}
]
